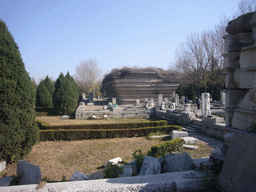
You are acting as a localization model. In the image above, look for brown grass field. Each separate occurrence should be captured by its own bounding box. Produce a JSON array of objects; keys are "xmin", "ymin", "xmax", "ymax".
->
[{"xmin": 0, "ymin": 117, "xmax": 215, "ymax": 182}]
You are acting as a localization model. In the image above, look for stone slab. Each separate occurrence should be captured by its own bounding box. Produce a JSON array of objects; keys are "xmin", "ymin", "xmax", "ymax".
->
[
  {"xmin": 0, "ymin": 161, "xmax": 6, "ymax": 172},
  {"xmin": 0, "ymin": 176, "xmax": 13, "ymax": 186},
  {"xmin": 180, "ymin": 137, "xmax": 198, "ymax": 144},
  {"xmin": 220, "ymin": 132, "xmax": 256, "ymax": 192},
  {"xmin": 182, "ymin": 144, "xmax": 198, "ymax": 150},
  {"xmin": 171, "ymin": 130, "xmax": 188, "ymax": 139}
]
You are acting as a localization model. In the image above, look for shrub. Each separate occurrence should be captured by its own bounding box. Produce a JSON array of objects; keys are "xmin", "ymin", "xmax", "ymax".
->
[
  {"xmin": 0, "ymin": 20, "xmax": 39, "ymax": 163},
  {"xmin": 132, "ymin": 150, "xmax": 145, "ymax": 175},
  {"xmin": 103, "ymin": 163, "xmax": 123, "ymax": 178},
  {"xmin": 147, "ymin": 138, "xmax": 185, "ymax": 158}
]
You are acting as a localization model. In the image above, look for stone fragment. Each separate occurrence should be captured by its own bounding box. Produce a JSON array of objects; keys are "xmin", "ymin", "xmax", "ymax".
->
[
  {"xmin": 182, "ymin": 144, "xmax": 198, "ymax": 150},
  {"xmin": 171, "ymin": 130, "xmax": 188, "ymax": 139},
  {"xmin": 89, "ymin": 170, "xmax": 104, "ymax": 180},
  {"xmin": 199, "ymin": 161, "xmax": 215, "ymax": 172},
  {"xmin": 120, "ymin": 165, "xmax": 133, "ymax": 177},
  {"xmin": 17, "ymin": 160, "xmax": 41, "ymax": 185},
  {"xmin": 0, "ymin": 161, "xmax": 6, "ymax": 172},
  {"xmin": 223, "ymin": 132, "xmax": 235, "ymax": 144},
  {"xmin": 210, "ymin": 148, "xmax": 225, "ymax": 163},
  {"xmin": 163, "ymin": 153, "xmax": 193, "ymax": 173},
  {"xmin": 138, "ymin": 156, "xmax": 161, "ymax": 176},
  {"xmin": 0, "ymin": 176, "xmax": 13, "ymax": 186},
  {"xmin": 221, "ymin": 143, "xmax": 229, "ymax": 155},
  {"xmin": 192, "ymin": 158, "xmax": 209, "ymax": 170},
  {"xmin": 226, "ymin": 12, "xmax": 254, "ymax": 34},
  {"xmin": 70, "ymin": 171, "xmax": 90, "ymax": 181},
  {"xmin": 180, "ymin": 137, "xmax": 198, "ymax": 144},
  {"xmin": 104, "ymin": 157, "xmax": 122, "ymax": 167},
  {"xmin": 61, "ymin": 115, "xmax": 70, "ymax": 119},
  {"xmin": 220, "ymin": 132, "xmax": 256, "ymax": 192},
  {"xmin": 201, "ymin": 93, "xmax": 211, "ymax": 116}
]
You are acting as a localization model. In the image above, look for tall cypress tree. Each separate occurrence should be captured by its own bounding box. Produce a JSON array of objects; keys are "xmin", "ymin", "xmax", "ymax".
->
[
  {"xmin": 36, "ymin": 82, "xmax": 53, "ymax": 108},
  {"xmin": 0, "ymin": 20, "xmax": 39, "ymax": 163},
  {"xmin": 43, "ymin": 76, "xmax": 54, "ymax": 96},
  {"xmin": 53, "ymin": 73, "xmax": 77, "ymax": 115},
  {"xmin": 65, "ymin": 72, "xmax": 80, "ymax": 103}
]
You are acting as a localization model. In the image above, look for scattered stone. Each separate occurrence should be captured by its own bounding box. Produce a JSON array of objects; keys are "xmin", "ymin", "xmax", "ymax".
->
[
  {"xmin": 61, "ymin": 115, "xmax": 70, "ymax": 119},
  {"xmin": 89, "ymin": 170, "xmax": 104, "ymax": 180},
  {"xmin": 138, "ymin": 156, "xmax": 161, "ymax": 176},
  {"xmin": 210, "ymin": 148, "xmax": 225, "ymax": 163},
  {"xmin": 171, "ymin": 130, "xmax": 188, "ymax": 139},
  {"xmin": 70, "ymin": 171, "xmax": 90, "ymax": 181},
  {"xmin": 125, "ymin": 160, "xmax": 137, "ymax": 174},
  {"xmin": 180, "ymin": 136, "xmax": 198, "ymax": 144},
  {"xmin": 182, "ymin": 144, "xmax": 198, "ymax": 150},
  {"xmin": 120, "ymin": 165, "xmax": 133, "ymax": 177},
  {"xmin": 163, "ymin": 153, "xmax": 193, "ymax": 173},
  {"xmin": 91, "ymin": 115, "xmax": 96, "ymax": 119},
  {"xmin": 223, "ymin": 132, "xmax": 235, "ymax": 144},
  {"xmin": 17, "ymin": 160, "xmax": 41, "ymax": 185},
  {"xmin": 199, "ymin": 161, "xmax": 215, "ymax": 172},
  {"xmin": 104, "ymin": 157, "xmax": 122, "ymax": 167},
  {"xmin": 0, "ymin": 161, "xmax": 6, "ymax": 172},
  {"xmin": 192, "ymin": 157, "xmax": 209, "ymax": 170},
  {"xmin": 103, "ymin": 114, "xmax": 108, "ymax": 119},
  {"xmin": 221, "ymin": 143, "xmax": 229, "ymax": 155},
  {"xmin": 149, "ymin": 135, "xmax": 169, "ymax": 139},
  {"xmin": 0, "ymin": 176, "xmax": 13, "ymax": 186}
]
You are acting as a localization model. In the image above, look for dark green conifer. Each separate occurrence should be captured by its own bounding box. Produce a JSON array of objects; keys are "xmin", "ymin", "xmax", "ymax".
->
[
  {"xmin": 43, "ymin": 76, "xmax": 54, "ymax": 96},
  {"xmin": 53, "ymin": 73, "xmax": 77, "ymax": 114},
  {"xmin": 0, "ymin": 20, "xmax": 39, "ymax": 163},
  {"xmin": 36, "ymin": 82, "xmax": 53, "ymax": 108},
  {"xmin": 65, "ymin": 72, "xmax": 80, "ymax": 103}
]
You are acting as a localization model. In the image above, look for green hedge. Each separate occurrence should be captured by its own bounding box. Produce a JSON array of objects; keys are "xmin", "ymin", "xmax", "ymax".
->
[
  {"xmin": 39, "ymin": 125, "xmax": 181, "ymax": 141},
  {"xmin": 37, "ymin": 120, "xmax": 167, "ymax": 130}
]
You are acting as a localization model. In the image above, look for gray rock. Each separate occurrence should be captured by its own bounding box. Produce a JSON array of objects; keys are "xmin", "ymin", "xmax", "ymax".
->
[
  {"xmin": 180, "ymin": 136, "xmax": 198, "ymax": 144},
  {"xmin": 163, "ymin": 153, "xmax": 193, "ymax": 173},
  {"xmin": 0, "ymin": 176, "xmax": 13, "ymax": 186},
  {"xmin": 61, "ymin": 115, "xmax": 70, "ymax": 119},
  {"xmin": 0, "ymin": 161, "xmax": 6, "ymax": 172},
  {"xmin": 220, "ymin": 132, "xmax": 256, "ymax": 192},
  {"xmin": 224, "ymin": 132, "xmax": 235, "ymax": 144},
  {"xmin": 171, "ymin": 130, "xmax": 188, "ymax": 139},
  {"xmin": 221, "ymin": 143, "xmax": 229, "ymax": 155},
  {"xmin": 192, "ymin": 157, "xmax": 209, "ymax": 170},
  {"xmin": 70, "ymin": 171, "xmax": 90, "ymax": 181},
  {"xmin": 210, "ymin": 148, "xmax": 225, "ymax": 163},
  {"xmin": 120, "ymin": 165, "xmax": 133, "ymax": 177},
  {"xmin": 89, "ymin": 170, "xmax": 104, "ymax": 180},
  {"xmin": 226, "ymin": 12, "xmax": 254, "ymax": 34},
  {"xmin": 138, "ymin": 156, "xmax": 161, "ymax": 176},
  {"xmin": 125, "ymin": 160, "xmax": 137, "ymax": 174},
  {"xmin": 17, "ymin": 160, "xmax": 41, "ymax": 185}
]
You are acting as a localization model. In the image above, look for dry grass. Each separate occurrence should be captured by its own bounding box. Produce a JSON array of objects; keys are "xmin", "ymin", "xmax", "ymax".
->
[
  {"xmin": 0, "ymin": 137, "xmax": 215, "ymax": 182},
  {"xmin": 36, "ymin": 116, "xmax": 151, "ymax": 126}
]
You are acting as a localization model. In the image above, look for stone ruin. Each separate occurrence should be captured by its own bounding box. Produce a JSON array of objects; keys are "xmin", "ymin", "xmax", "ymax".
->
[{"xmin": 102, "ymin": 67, "xmax": 180, "ymax": 105}]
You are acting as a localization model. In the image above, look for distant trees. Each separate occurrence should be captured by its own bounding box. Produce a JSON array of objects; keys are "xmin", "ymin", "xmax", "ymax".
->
[
  {"xmin": 0, "ymin": 20, "xmax": 39, "ymax": 163},
  {"xmin": 53, "ymin": 72, "xmax": 78, "ymax": 115},
  {"xmin": 238, "ymin": 0, "xmax": 256, "ymax": 15},
  {"xmin": 74, "ymin": 58, "xmax": 102, "ymax": 96},
  {"xmin": 43, "ymin": 76, "xmax": 54, "ymax": 96}
]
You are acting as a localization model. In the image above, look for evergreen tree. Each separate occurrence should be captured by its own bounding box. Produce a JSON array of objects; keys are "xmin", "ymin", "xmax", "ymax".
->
[
  {"xmin": 0, "ymin": 20, "xmax": 39, "ymax": 163},
  {"xmin": 186, "ymin": 84, "xmax": 196, "ymax": 101},
  {"xmin": 53, "ymin": 73, "xmax": 77, "ymax": 115},
  {"xmin": 176, "ymin": 86, "xmax": 184, "ymax": 96},
  {"xmin": 65, "ymin": 72, "xmax": 80, "ymax": 103},
  {"xmin": 43, "ymin": 76, "xmax": 54, "ymax": 96},
  {"xmin": 36, "ymin": 82, "xmax": 53, "ymax": 108}
]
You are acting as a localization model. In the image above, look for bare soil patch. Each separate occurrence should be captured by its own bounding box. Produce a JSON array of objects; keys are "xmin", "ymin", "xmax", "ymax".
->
[{"xmin": 36, "ymin": 116, "xmax": 151, "ymax": 126}]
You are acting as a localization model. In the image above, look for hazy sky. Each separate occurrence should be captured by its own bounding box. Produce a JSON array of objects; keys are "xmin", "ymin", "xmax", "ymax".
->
[{"xmin": 0, "ymin": 0, "xmax": 241, "ymax": 83}]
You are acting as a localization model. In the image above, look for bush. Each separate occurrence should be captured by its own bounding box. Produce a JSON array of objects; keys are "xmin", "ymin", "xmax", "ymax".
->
[
  {"xmin": 39, "ymin": 125, "xmax": 180, "ymax": 141},
  {"xmin": 0, "ymin": 20, "xmax": 39, "ymax": 163},
  {"xmin": 103, "ymin": 163, "xmax": 123, "ymax": 178},
  {"xmin": 132, "ymin": 150, "xmax": 145, "ymax": 175},
  {"xmin": 147, "ymin": 138, "xmax": 185, "ymax": 158}
]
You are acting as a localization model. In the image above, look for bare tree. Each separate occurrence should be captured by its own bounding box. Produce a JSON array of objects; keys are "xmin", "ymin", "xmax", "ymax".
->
[
  {"xmin": 74, "ymin": 58, "xmax": 102, "ymax": 94},
  {"xmin": 238, "ymin": 0, "xmax": 256, "ymax": 15}
]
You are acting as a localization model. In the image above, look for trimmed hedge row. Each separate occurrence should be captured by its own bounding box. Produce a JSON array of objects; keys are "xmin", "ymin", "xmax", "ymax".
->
[
  {"xmin": 39, "ymin": 125, "xmax": 181, "ymax": 141},
  {"xmin": 37, "ymin": 120, "xmax": 167, "ymax": 130}
]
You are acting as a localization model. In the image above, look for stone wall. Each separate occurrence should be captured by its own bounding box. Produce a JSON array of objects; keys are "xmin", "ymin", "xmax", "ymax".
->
[
  {"xmin": 223, "ymin": 12, "xmax": 256, "ymax": 130},
  {"xmin": 103, "ymin": 69, "xmax": 179, "ymax": 105}
]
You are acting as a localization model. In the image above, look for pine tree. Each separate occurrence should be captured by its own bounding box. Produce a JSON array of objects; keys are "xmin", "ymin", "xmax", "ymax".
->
[
  {"xmin": 65, "ymin": 72, "xmax": 80, "ymax": 103},
  {"xmin": 176, "ymin": 86, "xmax": 184, "ymax": 96},
  {"xmin": 0, "ymin": 20, "xmax": 39, "ymax": 163},
  {"xmin": 36, "ymin": 82, "xmax": 53, "ymax": 108},
  {"xmin": 43, "ymin": 76, "xmax": 54, "ymax": 96},
  {"xmin": 53, "ymin": 73, "xmax": 77, "ymax": 115}
]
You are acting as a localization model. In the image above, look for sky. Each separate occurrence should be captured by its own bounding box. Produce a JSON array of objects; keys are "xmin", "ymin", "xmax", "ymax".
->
[{"xmin": 0, "ymin": 0, "xmax": 242, "ymax": 83}]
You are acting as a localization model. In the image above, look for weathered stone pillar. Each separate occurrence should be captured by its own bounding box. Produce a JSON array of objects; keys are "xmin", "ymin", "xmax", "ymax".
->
[
  {"xmin": 158, "ymin": 94, "xmax": 163, "ymax": 106},
  {"xmin": 175, "ymin": 94, "xmax": 179, "ymax": 106},
  {"xmin": 201, "ymin": 93, "xmax": 211, "ymax": 116}
]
